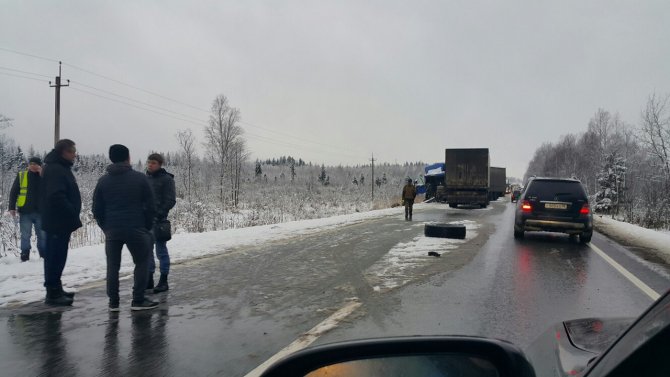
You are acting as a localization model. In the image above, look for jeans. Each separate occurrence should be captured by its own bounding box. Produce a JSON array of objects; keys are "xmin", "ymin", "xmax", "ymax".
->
[
  {"xmin": 148, "ymin": 240, "xmax": 170, "ymax": 275},
  {"xmin": 44, "ymin": 232, "xmax": 71, "ymax": 289},
  {"xmin": 19, "ymin": 212, "xmax": 46, "ymax": 257},
  {"xmin": 105, "ymin": 228, "xmax": 152, "ymax": 303}
]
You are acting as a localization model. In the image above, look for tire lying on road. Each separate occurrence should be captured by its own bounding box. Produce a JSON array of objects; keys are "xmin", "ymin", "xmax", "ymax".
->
[{"xmin": 424, "ymin": 223, "xmax": 466, "ymax": 239}]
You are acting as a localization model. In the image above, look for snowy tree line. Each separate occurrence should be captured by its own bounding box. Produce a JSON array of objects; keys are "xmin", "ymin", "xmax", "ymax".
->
[
  {"xmin": 524, "ymin": 93, "xmax": 670, "ymax": 229},
  {"xmin": 0, "ymin": 100, "xmax": 423, "ymax": 256}
]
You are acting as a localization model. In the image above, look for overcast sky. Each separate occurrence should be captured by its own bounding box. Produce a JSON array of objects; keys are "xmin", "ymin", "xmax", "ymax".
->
[{"xmin": 1, "ymin": 1, "xmax": 669, "ymax": 178}]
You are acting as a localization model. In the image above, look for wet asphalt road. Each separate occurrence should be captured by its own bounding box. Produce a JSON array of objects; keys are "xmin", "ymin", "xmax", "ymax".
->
[{"xmin": 0, "ymin": 200, "xmax": 669, "ymax": 376}]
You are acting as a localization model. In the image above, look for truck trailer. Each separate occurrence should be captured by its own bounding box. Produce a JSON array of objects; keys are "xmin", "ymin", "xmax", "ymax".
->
[
  {"xmin": 444, "ymin": 148, "xmax": 490, "ymax": 208},
  {"xmin": 489, "ymin": 167, "xmax": 507, "ymax": 201}
]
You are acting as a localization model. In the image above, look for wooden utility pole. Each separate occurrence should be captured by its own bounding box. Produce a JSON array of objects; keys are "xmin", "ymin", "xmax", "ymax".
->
[
  {"xmin": 371, "ymin": 153, "xmax": 375, "ymax": 201},
  {"xmin": 49, "ymin": 62, "xmax": 69, "ymax": 145}
]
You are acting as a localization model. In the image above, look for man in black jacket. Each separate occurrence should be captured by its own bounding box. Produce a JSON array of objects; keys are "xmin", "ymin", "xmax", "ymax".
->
[
  {"xmin": 93, "ymin": 144, "xmax": 158, "ymax": 311},
  {"xmin": 40, "ymin": 139, "xmax": 81, "ymax": 306},
  {"xmin": 146, "ymin": 153, "xmax": 176, "ymax": 293},
  {"xmin": 9, "ymin": 157, "xmax": 46, "ymax": 261}
]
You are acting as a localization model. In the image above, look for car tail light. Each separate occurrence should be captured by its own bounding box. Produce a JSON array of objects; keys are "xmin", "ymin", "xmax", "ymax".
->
[
  {"xmin": 579, "ymin": 203, "xmax": 590, "ymax": 215},
  {"xmin": 521, "ymin": 200, "xmax": 532, "ymax": 213}
]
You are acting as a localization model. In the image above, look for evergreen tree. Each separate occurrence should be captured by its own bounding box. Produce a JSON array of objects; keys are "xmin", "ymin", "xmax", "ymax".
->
[
  {"xmin": 318, "ymin": 165, "xmax": 327, "ymax": 185},
  {"xmin": 290, "ymin": 162, "xmax": 296, "ymax": 182}
]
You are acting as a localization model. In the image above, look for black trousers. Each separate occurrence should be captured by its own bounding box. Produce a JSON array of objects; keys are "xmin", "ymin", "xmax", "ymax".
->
[
  {"xmin": 44, "ymin": 232, "xmax": 72, "ymax": 289},
  {"xmin": 404, "ymin": 199, "xmax": 414, "ymax": 218},
  {"xmin": 104, "ymin": 228, "xmax": 152, "ymax": 303}
]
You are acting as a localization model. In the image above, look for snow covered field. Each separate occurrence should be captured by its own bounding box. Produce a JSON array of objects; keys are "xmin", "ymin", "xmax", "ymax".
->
[{"xmin": 0, "ymin": 206, "xmax": 414, "ymax": 307}]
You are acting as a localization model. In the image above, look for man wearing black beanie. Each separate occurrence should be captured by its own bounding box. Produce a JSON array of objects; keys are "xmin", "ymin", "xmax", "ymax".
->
[{"xmin": 92, "ymin": 144, "xmax": 159, "ymax": 311}]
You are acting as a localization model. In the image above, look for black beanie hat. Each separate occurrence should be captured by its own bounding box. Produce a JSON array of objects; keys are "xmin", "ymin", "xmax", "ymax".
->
[
  {"xmin": 109, "ymin": 144, "xmax": 130, "ymax": 163},
  {"xmin": 28, "ymin": 157, "xmax": 42, "ymax": 166}
]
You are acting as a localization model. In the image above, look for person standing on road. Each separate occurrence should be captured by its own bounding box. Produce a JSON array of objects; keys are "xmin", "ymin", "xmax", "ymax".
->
[
  {"xmin": 93, "ymin": 144, "xmax": 158, "ymax": 311},
  {"xmin": 41, "ymin": 139, "xmax": 81, "ymax": 306},
  {"xmin": 146, "ymin": 153, "xmax": 176, "ymax": 293},
  {"xmin": 8, "ymin": 157, "xmax": 46, "ymax": 262},
  {"xmin": 402, "ymin": 178, "xmax": 417, "ymax": 221}
]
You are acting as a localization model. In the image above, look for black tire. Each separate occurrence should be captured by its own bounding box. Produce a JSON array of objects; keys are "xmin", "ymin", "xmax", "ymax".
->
[
  {"xmin": 480, "ymin": 203, "xmax": 488, "ymax": 209},
  {"xmin": 448, "ymin": 203, "xmax": 457, "ymax": 208},
  {"xmin": 580, "ymin": 232, "xmax": 592, "ymax": 244},
  {"xmin": 513, "ymin": 229, "xmax": 524, "ymax": 239},
  {"xmin": 425, "ymin": 223, "xmax": 466, "ymax": 239}
]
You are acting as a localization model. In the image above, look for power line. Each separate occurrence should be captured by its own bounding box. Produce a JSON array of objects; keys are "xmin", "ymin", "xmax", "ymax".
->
[
  {"xmin": 1, "ymin": 46, "xmax": 369, "ymax": 160},
  {"xmin": 0, "ymin": 66, "xmax": 52, "ymax": 78},
  {"xmin": 70, "ymin": 86, "xmax": 365, "ymax": 160},
  {"xmin": 70, "ymin": 80, "xmax": 207, "ymax": 124},
  {"xmin": 0, "ymin": 71, "xmax": 47, "ymax": 83},
  {"xmin": 64, "ymin": 62, "xmax": 211, "ymax": 113},
  {"xmin": 0, "ymin": 47, "xmax": 60, "ymax": 63}
]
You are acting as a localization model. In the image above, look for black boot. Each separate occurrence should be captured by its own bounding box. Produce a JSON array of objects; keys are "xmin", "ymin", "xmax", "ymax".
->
[
  {"xmin": 20, "ymin": 251, "xmax": 30, "ymax": 262},
  {"xmin": 146, "ymin": 274, "xmax": 155, "ymax": 290},
  {"xmin": 45, "ymin": 287, "xmax": 73, "ymax": 307},
  {"xmin": 61, "ymin": 287, "xmax": 75, "ymax": 298},
  {"xmin": 153, "ymin": 274, "xmax": 169, "ymax": 293}
]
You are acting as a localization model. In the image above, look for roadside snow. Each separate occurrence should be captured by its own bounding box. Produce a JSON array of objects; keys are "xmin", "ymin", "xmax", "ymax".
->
[
  {"xmin": 0, "ymin": 205, "xmax": 414, "ymax": 307},
  {"xmin": 594, "ymin": 216, "xmax": 670, "ymax": 264}
]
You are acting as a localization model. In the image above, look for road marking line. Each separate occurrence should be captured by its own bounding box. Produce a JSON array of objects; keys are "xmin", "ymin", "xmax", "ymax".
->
[
  {"xmin": 588, "ymin": 243, "xmax": 661, "ymax": 301},
  {"xmin": 244, "ymin": 299, "xmax": 362, "ymax": 377}
]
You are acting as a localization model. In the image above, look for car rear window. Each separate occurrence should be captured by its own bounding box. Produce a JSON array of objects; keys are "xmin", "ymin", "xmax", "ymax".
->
[{"xmin": 524, "ymin": 180, "xmax": 587, "ymax": 201}]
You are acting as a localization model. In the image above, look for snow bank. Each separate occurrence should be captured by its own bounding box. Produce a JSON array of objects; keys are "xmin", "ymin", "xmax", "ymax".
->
[
  {"xmin": 594, "ymin": 215, "xmax": 670, "ymax": 263},
  {"xmin": 0, "ymin": 205, "xmax": 413, "ymax": 307}
]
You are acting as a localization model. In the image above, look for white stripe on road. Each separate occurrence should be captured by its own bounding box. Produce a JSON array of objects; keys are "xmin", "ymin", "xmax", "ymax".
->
[
  {"xmin": 588, "ymin": 243, "xmax": 661, "ymax": 301},
  {"xmin": 244, "ymin": 299, "xmax": 362, "ymax": 377}
]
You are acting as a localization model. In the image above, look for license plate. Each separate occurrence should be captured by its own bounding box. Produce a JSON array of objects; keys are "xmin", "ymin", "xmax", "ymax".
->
[{"xmin": 545, "ymin": 203, "xmax": 567, "ymax": 210}]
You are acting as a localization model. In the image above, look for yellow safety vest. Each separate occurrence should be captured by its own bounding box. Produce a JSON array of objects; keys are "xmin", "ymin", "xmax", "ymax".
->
[{"xmin": 16, "ymin": 170, "xmax": 28, "ymax": 208}]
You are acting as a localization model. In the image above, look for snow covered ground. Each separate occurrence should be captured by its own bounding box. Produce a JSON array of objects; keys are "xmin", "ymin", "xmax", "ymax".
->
[
  {"xmin": 365, "ymin": 219, "xmax": 479, "ymax": 291},
  {"xmin": 0, "ymin": 205, "xmax": 418, "ymax": 307},
  {"xmin": 594, "ymin": 215, "xmax": 670, "ymax": 264}
]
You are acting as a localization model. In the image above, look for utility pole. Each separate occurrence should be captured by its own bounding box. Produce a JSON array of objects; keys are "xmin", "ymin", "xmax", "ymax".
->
[
  {"xmin": 49, "ymin": 62, "xmax": 69, "ymax": 145},
  {"xmin": 371, "ymin": 153, "xmax": 375, "ymax": 201}
]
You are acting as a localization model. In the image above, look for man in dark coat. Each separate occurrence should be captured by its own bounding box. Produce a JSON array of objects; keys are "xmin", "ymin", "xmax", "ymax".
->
[
  {"xmin": 9, "ymin": 157, "xmax": 46, "ymax": 261},
  {"xmin": 402, "ymin": 178, "xmax": 417, "ymax": 221},
  {"xmin": 40, "ymin": 139, "xmax": 81, "ymax": 306},
  {"xmin": 93, "ymin": 144, "xmax": 158, "ymax": 311},
  {"xmin": 146, "ymin": 153, "xmax": 176, "ymax": 293}
]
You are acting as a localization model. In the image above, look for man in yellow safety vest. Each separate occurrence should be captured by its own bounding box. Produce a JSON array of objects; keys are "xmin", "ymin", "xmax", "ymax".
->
[{"xmin": 9, "ymin": 157, "xmax": 46, "ymax": 262}]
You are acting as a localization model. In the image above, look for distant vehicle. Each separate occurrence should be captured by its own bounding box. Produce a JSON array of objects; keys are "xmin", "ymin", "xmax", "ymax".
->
[
  {"xmin": 489, "ymin": 167, "xmax": 506, "ymax": 201},
  {"xmin": 444, "ymin": 148, "xmax": 490, "ymax": 208},
  {"xmin": 511, "ymin": 189, "xmax": 521, "ymax": 202},
  {"xmin": 423, "ymin": 162, "xmax": 445, "ymax": 201},
  {"xmin": 514, "ymin": 177, "xmax": 593, "ymax": 243}
]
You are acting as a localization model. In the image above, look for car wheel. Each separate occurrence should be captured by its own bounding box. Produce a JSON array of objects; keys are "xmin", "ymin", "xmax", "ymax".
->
[
  {"xmin": 425, "ymin": 223, "xmax": 466, "ymax": 239},
  {"xmin": 448, "ymin": 203, "xmax": 457, "ymax": 208},
  {"xmin": 513, "ymin": 229, "xmax": 524, "ymax": 239},
  {"xmin": 580, "ymin": 232, "xmax": 592, "ymax": 244}
]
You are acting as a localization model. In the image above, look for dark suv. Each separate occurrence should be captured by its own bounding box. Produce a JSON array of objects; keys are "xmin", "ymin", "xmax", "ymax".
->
[{"xmin": 513, "ymin": 177, "xmax": 593, "ymax": 243}]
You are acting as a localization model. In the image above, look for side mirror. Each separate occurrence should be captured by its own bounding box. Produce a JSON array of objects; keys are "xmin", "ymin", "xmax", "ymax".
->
[{"xmin": 260, "ymin": 336, "xmax": 536, "ymax": 377}]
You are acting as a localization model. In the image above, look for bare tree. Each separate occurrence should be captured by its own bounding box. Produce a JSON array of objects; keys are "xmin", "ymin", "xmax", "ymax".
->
[
  {"xmin": 227, "ymin": 139, "xmax": 248, "ymax": 208},
  {"xmin": 176, "ymin": 129, "xmax": 197, "ymax": 203},
  {"xmin": 639, "ymin": 93, "xmax": 670, "ymax": 188},
  {"xmin": 204, "ymin": 94, "xmax": 243, "ymax": 206}
]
